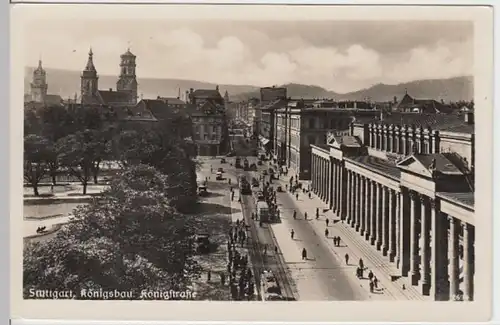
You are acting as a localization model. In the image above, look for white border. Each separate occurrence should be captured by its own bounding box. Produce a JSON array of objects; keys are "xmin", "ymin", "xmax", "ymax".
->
[{"xmin": 8, "ymin": 1, "xmax": 498, "ymax": 323}]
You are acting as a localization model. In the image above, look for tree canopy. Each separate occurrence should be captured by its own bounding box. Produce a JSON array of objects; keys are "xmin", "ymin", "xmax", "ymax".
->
[{"xmin": 24, "ymin": 164, "xmax": 200, "ymax": 298}]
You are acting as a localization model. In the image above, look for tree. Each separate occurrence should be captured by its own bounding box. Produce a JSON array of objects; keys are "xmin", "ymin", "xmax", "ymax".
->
[
  {"xmin": 56, "ymin": 129, "xmax": 108, "ymax": 194},
  {"xmin": 23, "ymin": 134, "xmax": 52, "ymax": 196},
  {"xmin": 23, "ymin": 164, "xmax": 201, "ymax": 298}
]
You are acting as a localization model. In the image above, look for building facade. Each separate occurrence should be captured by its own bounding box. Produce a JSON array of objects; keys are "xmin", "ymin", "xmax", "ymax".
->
[
  {"xmin": 24, "ymin": 60, "xmax": 63, "ymax": 106},
  {"xmin": 259, "ymin": 99, "xmax": 288, "ymax": 156},
  {"xmin": 187, "ymin": 86, "xmax": 229, "ymax": 156},
  {"xmin": 275, "ymin": 100, "xmax": 378, "ymax": 180},
  {"xmin": 80, "ymin": 48, "xmax": 138, "ymax": 107},
  {"xmin": 310, "ymin": 111, "xmax": 475, "ymax": 301}
]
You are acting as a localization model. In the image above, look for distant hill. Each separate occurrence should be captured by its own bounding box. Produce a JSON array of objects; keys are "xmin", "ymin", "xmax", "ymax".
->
[
  {"xmin": 24, "ymin": 66, "xmax": 473, "ymax": 103},
  {"xmin": 232, "ymin": 76, "xmax": 473, "ymax": 103},
  {"xmin": 24, "ymin": 67, "xmax": 259, "ymax": 101}
]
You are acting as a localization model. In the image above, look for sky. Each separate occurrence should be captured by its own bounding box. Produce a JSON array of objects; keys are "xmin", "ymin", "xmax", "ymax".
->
[{"xmin": 24, "ymin": 19, "xmax": 473, "ymax": 93}]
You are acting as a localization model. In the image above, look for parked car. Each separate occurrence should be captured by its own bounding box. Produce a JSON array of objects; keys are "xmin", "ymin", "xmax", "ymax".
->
[
  {"xmin": 198, "ymin": 186, "xmax": 208, "ymax": 196},
  {"xmin": 216, "ymin": 172, "xmax": 223, "ymax": 180},
  {"xmin": 217, "ymin": 167, "xmax": 224, "ymax": 173}
]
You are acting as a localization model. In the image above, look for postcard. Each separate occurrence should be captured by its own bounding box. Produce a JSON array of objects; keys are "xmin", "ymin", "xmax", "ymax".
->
[{"xmin": 10, "ymin": 3, "xmax": 494, "ymax": 322}]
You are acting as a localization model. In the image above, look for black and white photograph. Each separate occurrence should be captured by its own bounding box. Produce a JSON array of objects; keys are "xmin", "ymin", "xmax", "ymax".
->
[{"xmin": 11, "ymin": 3, "xmax": 493, "ymax": 322}]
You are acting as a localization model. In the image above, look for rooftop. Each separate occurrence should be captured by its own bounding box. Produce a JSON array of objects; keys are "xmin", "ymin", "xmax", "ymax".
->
[
  {"xmin": 192, "ymin": 89, "xmax": 222, "ymax": 99},
  {"xmin": 347, "ymin": 155, "xmax": 401, "ymax": 180},
  {"xmin": 437, "ymin": 191, "xmax": 474, "ymax": 208},
  {"xmin": 98, "ymin": 89, "xmax": 131, "ymax": 104}
]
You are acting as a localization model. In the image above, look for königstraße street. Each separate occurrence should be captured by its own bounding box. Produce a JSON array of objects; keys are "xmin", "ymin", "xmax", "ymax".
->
[{"xmin": 206, "ymin": 132, "xmax": 369, "ymax": 301}]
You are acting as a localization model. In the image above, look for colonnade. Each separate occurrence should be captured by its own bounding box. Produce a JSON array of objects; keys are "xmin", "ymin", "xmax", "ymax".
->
[
  {"xmin": 311, "ymin": 151, "xmax": 475, "ymax": 301},
  {"xmin": 367, "ymin": 124, "xmax": 439, "ymax": 155}
]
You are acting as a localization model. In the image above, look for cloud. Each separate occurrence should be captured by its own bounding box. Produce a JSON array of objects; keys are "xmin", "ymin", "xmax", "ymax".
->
[{"xmin": 24, "ymin": 20, "xmax": 473, "ymax": 93}]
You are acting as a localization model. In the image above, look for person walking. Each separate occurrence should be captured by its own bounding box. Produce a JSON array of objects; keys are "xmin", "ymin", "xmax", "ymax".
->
[
  {"xmin": 345, "ymin": 253, "xmax": 349, "ymax": 265},
  {"xmin": 368, "ymin": 270, "xmax": 374, "ymax": 281},
  {"xmin": 316, "ymin": 208, "xmax": 319, "ymax": 219},
  {"xmin": 359, "ymin": 258, "xmax": 364, "ymax": 270},
  {"xmin": 308, "ymin": 192, "xmax": 312, "ymax": 199},
  {"xmin": 324, "ymin": 228, "xmax": 329, "ymax": 238},
  {"xmin": 295, "ymin": 193, "xmax": 299, "ymax": 201},
  {"xmin": 325, "ymin": 218, "xmax": 330, "ymax": 227},
  {"xmin": 291, "ymin": 229, "xmax": 295, "ymax": 240},
  {"xmin": 304, "ymin": 212, "xmax": 308, "ymax": 220},
  {"xmin": 293, "ymin": 210, "xmax": 297, "ymax": 220},
  {"xmin": 301, "ymin": 248, "xmax": 307, "ymax": 260},
  {"xmin": 373, "ymin": 276, "xmax": 379, "ymax": 289}
]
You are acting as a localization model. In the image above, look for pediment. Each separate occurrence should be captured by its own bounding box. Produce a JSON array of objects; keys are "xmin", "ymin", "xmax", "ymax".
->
[{"xmin": 396, "ymin": 155, "xmax": 433, "ymax": 177}]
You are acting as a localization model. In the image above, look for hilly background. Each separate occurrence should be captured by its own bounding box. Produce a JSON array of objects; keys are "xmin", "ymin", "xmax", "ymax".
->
[{"xmin": 25, "ymin": 67, "xmax": 473, "ymax": 103}]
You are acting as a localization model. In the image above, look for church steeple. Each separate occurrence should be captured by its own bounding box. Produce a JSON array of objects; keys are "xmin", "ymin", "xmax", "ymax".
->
[
  {"xmin": 117, "ymin": 47, "xmax": 138, "ymax": 105},
  {"xmin": 30, "ymin": 59, "xmax": 48, "ymax": 102},
  {"xmin": 81, "ymin": 47, "xmax": 99, "ymax": 99}
]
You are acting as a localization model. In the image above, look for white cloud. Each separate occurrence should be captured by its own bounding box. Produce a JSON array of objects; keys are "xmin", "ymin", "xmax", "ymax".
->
[{"xmin": 24, "ymin": 24, "xmax": 473, "ymax": 93}]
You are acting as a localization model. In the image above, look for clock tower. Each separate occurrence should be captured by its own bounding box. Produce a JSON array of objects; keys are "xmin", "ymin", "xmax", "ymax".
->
[{"xmin": 117, "ymin": 48, "xmax": 138, "ymax": 105}]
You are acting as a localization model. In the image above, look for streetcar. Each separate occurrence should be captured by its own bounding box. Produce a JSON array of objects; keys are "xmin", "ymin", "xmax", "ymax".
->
[
  {"xmin": 239, "ymin": 176, "xmax": 252, "ymax": 195},
  {"xmin": 256, "ymin": 201, "xmax": 270, "ymax": 222}
]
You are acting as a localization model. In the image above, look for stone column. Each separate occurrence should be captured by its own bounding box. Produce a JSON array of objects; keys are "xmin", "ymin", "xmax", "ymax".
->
[
  {"xmin": 420, "ymin": 195, "xmax": 431, "ymax": 295},
  {"xmin": 320, "ymin": 158, "xmax": 325, "ymax": 200},
  {"xmin": 346, "ymin": 171, "xmax": 352, "ymax": 224},
  {"xmin": 397, "ymin": 187, "xmax": 411, "ymax": 276},
  {"xmin": 382, "ymin": 186, "xmax": 389, "ymax": 256},
  {"xmin": 449, "ymin": 216, "xmax": 460, "ymax": 300},
  {"xmin": 376, "ymin": 184, "xmax": 383, "ymax": 250},
  {"xmin": 350, "ymin": 172, "xmax": 356, "ymax": 227},
  {"xmin": 462, "ymin": 222, "xmax": 474, "ymax": 301},
  {"xmin": 312, "ymin": 156, "xmax": 316, "ymax": 193},
  {"xmin": 388, "ymin": 189, "xmax": 397, "ymax": 262},
  {"xmin": 359, "ymin": 177, "xmax": 365, "ymax": 235},
  {"xmin": 333, "ymin": 162, "xmax": 338, "ymax": 213},
  {"xmin": 365, "ymin": 179, "xmax": 371, "ymax": 240},
  {"xmin": 430, "ymin": 200, "xmax": 449, "ymax": 300},
  {"xmin": 355, "ymin": 174, "xmax": 361, "ymax": 231},
  {"xmin": 389, "ymin": 190, "xmax": 400, "ymax": 262},
  {"xmin": 370, "ymin": 181, "xmax": 377, "ymax": 245},
  {"xmin": 339, "ymin": 164, "xmax": 344, "ymax": 219},
  {"xmin": 409, "ymin": 190, "xmax": 419, "ymax": 285}
]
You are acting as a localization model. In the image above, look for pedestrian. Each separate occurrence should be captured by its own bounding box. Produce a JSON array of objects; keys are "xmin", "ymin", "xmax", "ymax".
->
[
  {"xmin": 295, "ymin": 193, "xmax": 299, "ymax": 201},
  {"xmin": 301, "ymin": 248, "xmax": 307, "ymax": 260},
  {"xmin": 326, "ymin": 218, "xmax": 329, "ymax": 227},
  {"xmin": 373, "ymin": 276, "xmax": 379, "ymax": 289},
  {"xmin": 369, "ymin": 281, "xmax": 374, "ymax": 293},
  {"xmin": 285, "ymin": 184, "xmax": 288, "ymax": 191},
  {"xmin": 207, "ymin": 270, "xmax": 211, "ymax": 282},
  {"xmin": 304, "ymin": 212, "xmax": 308, "ymax": 220},
  {"xmin": 345, "ymin": 253, "xmax": 349, "ymax": 265},
  {"xmin": 293, "ymin": 210, "xmax": 297, "ymax": 219},
  {"xmin": 368, "ymin": 270, "xmax": 374, "ymax": 281},
  {"xmin": 308, "ymin": 192, "xmax": 312, "ymax": 199},
  {"xmin": 291, "ymin": 229, "xmax": 295, "ymax": 240},
  {"xmin": 238, "ymin": 197, "xmax": 241, "ymax": 203},
  {"xmin": 324, "ymin": 228, "xmax": 329, "ymax": 237},
  {"xmin": 359, "ymin": 258, "xmax": 364, "ymax": 270},
  {"xmin": 316, "ymin": 208, "xmax": 319, "ymax": 219},
  {"xmin": 333, "ymin": 236, "xmax": 337, "ymax": 246},
  {"xmin": 274, "ymin": 245, "xmax": 278, "ymax": 253},
  {"xmin": 337, "ymin": 236, "xmax": 342, "ymax": 246}
]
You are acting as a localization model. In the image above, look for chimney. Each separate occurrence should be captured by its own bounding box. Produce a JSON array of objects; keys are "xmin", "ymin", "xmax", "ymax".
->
[
  {"xmin": 109, "ymin": 88, "xmax": 112, "ymax": 92},
  {"xmin": 464, "ymin": 111, "xmax": 474, "ymax": 124}
]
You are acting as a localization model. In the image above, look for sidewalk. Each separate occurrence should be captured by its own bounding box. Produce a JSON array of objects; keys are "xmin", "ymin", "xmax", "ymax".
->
[{"xmin": 273, "ymin": 175, "xmax": 429, "ymax": 301}]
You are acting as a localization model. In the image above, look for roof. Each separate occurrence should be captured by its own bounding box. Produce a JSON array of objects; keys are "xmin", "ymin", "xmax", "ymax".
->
[
  {"xmin": 157, "ymin": 97, "xmax": 186, "ymax": 105},
  {"xmin": 397, "ymin": 153, "xmax": 470, "ymax": 176},
  {"xmin": 98, "ymin": 90, "xmax": 131, "ymax": 104},
  {"xmin": 261, "ymin": 99, "xmax": 288, "ymax": 111},
  {"xmin": 438, "ymin": 123, "xmax": 474, "ymax": 134},
  {"xmin": 192, "ymin": 89, "xmax": 222, "ymax": 99},
  {"xmin": 45, "ymin": 94, "xmax": 63, "ymax": 105},
  {"xmin": 369, "ymin": 112, "xmax": 472, "ymax": 132},
  {"xmin": 329, "ymin": 135, "xmax": 361, "ymax": 148},
  {"xmin": 437, "ymin": 192, "xmax": 474, "ymax": 208},
  {"xmin": 121, "ymin": 49, "xmax": 136, "ymax": 57},
  {"xmin": 347, "ymin": 155, "xmax": 401, "ymax": 179},
  {"xmin": 394, "ymin": 93, "xmax": 452, "ymax": 113}
]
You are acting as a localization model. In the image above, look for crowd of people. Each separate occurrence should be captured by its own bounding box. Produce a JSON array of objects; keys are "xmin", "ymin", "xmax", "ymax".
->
[{"xmin": 226, "ymin": 219, "xmax": 255, "ymax": 300}]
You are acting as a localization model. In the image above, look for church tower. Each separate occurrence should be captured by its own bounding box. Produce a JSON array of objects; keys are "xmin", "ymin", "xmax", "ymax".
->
[
  {"xmin": 116, "ymin": 48, "xmax": 138, "ymax": 105},
  {"xmin": 30, "ymin": 59, "xmax": 48, "ymax": 102},
  {"xmin": 81, "ymin": 48, "xmax": 99, "ymax": 100}
]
